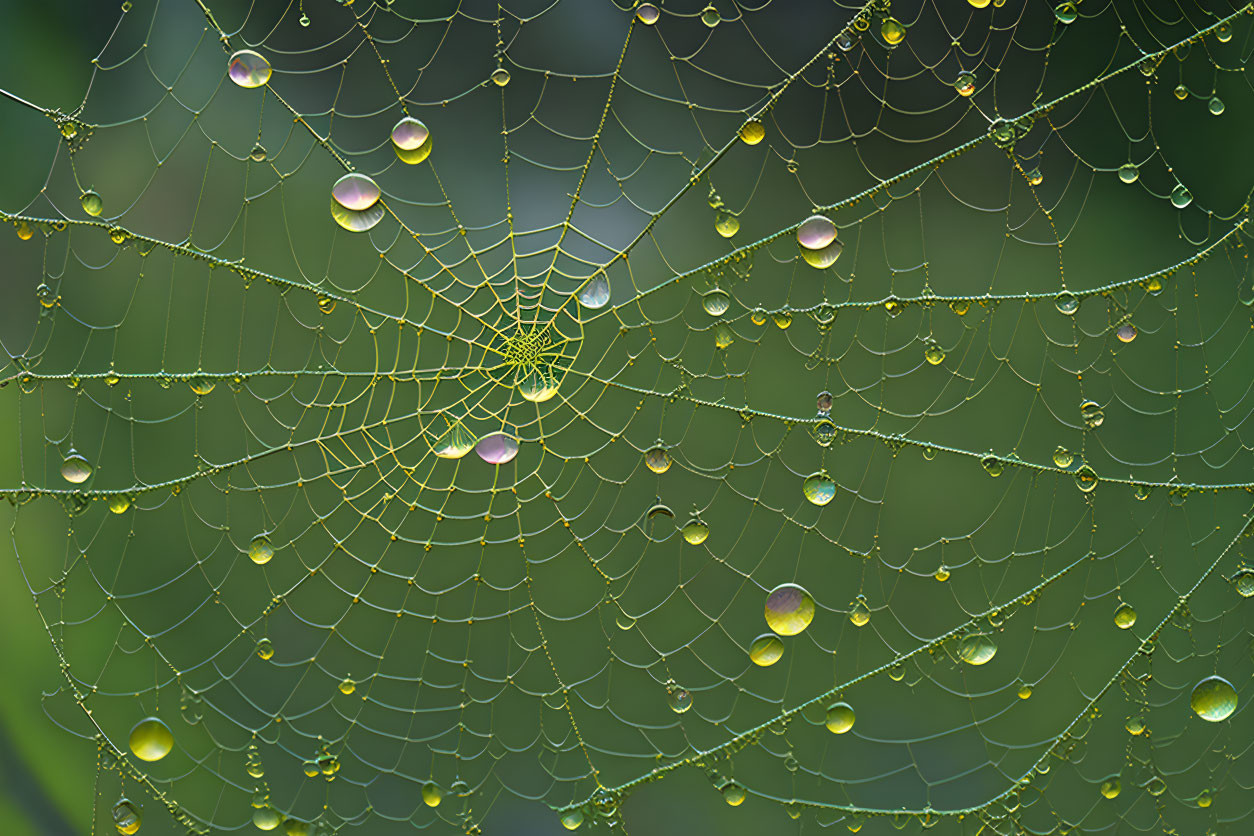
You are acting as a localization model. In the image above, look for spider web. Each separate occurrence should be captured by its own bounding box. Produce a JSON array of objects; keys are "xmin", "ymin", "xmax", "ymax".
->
[{"xmin": 2, "ymin": 0, "xmax": 1253, "ymax": 834}]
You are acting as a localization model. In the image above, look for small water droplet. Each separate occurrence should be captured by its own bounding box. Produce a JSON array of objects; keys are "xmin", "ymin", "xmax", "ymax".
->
[
  {"xmin": 1080, "ymin": 400, "xmax": 1104, "ymax": 429},
  {"xmin": 749, "ymin": 634, "xmax": 784, "ymax": 666},
  {"xmin": 339, "ymin": 677, "xmax": 356, "ymax": 695},
  {"xmin": 560, "ymin": 810, "xmax": 584, "ymax": 830},
  {"xmin": 189, "ymin": 375, "xmax": 215, "ymax": 396},
  {"xmin": 249, "ymin": 534, "xmax": 275, "ymax": 565},
  {"xmin": 252, "ymin": 807, "xmax": 282, "ymax": 830},
  {"xmin": 714, "ymin": 211, "xmax": 740, "ymax": 238},
  {"xmin": 1100, "ymin": 778, "xmax": 1121, "ymax": 799},
  {"xmin": 490, "ymin": 67, "xmax": 511, "ymax": 87},
  {"xmin": 682, "ymin": 518, "xmax": 709, "ymax": 545},
  {"xmin": 577, "ymin": 274, "xmax": 610, "ymax": 309},
  {"xmin": 256, "ymin": 638, "xmax": 274, "ymax": 660},
  {"xmin": 422, "ymin": 781, "xmax": 443, "ymax": 807},
  {"xmin": 81, "ymin": 190, "xmax": 104, "ymax": 217},
  {"xmin": 722, "ymin": 784, "xmax": 746, "ymax": 806},
  {"xmin": 700, "ymin": 5, "xmax": 720, "ymax": 27},
  {"xmin": 1115, "ymin": 323, "xmax": 1137, "ymax": 342},
  {"xmin": 1231, "ymin": 568, "xmax": 1254, "ymax": 598},
  {"xmin": 1074, "ymin": 464, "xmax": 1098, "ymax": 492},
  {"xmin": 432, "ymin": 422, "xmax": 477, "ymax": 459},
  {"xmin": 934, "ymin": 566, "xmax": 950, "ymax": 582},
  {"xmin": 881, "ymin": 17, "xmax": 905, "ymax": 44},
  {"xmin": 924, "ymin": 343, "xmax": 945, "ymax": 365},
  {"xmin": 982, "ymin": 456, "xmax": 1004, "ymax": 477},
  {"xmin": 849, "ymin": 597, "xmax": 870, "ymax": 626},
  {"xmin": 1055, "ymin": 292, "xmax": 1079, "ymax": 315},
  {"xmin": 668, "ymin": 687, "xmax": 694, "ymax": 713},
  {"xmin": 1208, "ymin": 96, "xmax": 1225, "ymax": 116},
  {"xmin": 702, "ymin": 288, "xmax": 731, "ymax": 316},
  {"xmin": 954, "ymin": 71, "xmax": 976, "ymax": 96},
  {"xmin": 1118, "ymin": 163, "xmax": 1139, "ymax": 184},
  {"xmin": 1017, "ymin": 683, "xmax": 1033, "ymax": 699},
  {"xmin": 1113, "ymin": 603, "xmax": 1137, "ymax": 629},
  {"xmin": 391, "ymin": 117, "xmax": 433, "ymax": 164},
  {"xmin": 1054, "ymin": 2, "xmax": 1077, "ymax": 23},
  {"xmin": 1052, "ymin": 447, "xmax": 1073, "ymax": 468},
  {"xmin": 1170, "ymin": 184, "xmax": 1192, "ymax": 208}
]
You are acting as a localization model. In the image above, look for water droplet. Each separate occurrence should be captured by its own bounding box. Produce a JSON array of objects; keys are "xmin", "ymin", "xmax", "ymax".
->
[
  {"xmin": 749, "ymin": 634, "xmax": 784, "ymax": 666},
  {"xmin": 816, "ymin": 390, "xmax": 832, "ymax": 414},
  {"xmin": 1231, "ymin": 568, "xmax": 1254, "ymax": 598},
  {"xmin": 339, "ymin": 678, "xmax": 356, "ymax": 695},
  {"xmin": 955, "ymin": 71, "xmax": 976, "ymax": 97},
  {"xmin": 772, "ymin": 311, "xmax": 793, "ymax": 329},
  {"xmin": 702, "ymin": 289, "xmax": 731, "ymax": 316},
  {"xmin": 990, "ymin": 120, "xmax": 1016, "ymax": 147},
  {"xmin": 113, "ymin": 798, "xmax": 142, "ymax": 835},
  {"xmin": 765, "ymin": 583, "xmax": 815, "ymax": 636},
  {"xmin": 228, "ymin": 50, "xmax": 272, "ymax": 88},
  {"xmin": 739, "ymin": 120, "xmax": 765, "ymax": 145},
  {"xmin": 1074, "ymin": 465, "xmax": 1098, "ymax": 493},
  {"xmin": 1170, "ymin": 184, "xmax": 1192, "ymax": 209},
  {"xmin": 256, "ymin": 638, "xmax": 274, "ymax": 660},
  {"xmin": 800, "ymin": 238, "xmax": 843, "ymax": 269},
  {"xmin": 1113, "ymin": 603, "xmax": 1136, "ymax": 629},
  {"xmin": 949, "ymin": 299, "xmax": 970, "ymax": 315},
  {"xmin": 714, "ymin": 211, "xmax": 739, "ymax": 238},
  {"xmin": 60, "ymin": 121, "xmax": 78, "ymax": 139},
  {"xmin": 958, "ymin": 634, "xmax": 997, "ymax": 665},
  {"xmin": 1190, "ymin": 675, "xmax": 1237, "ymax": 721},
  {"xmin": 299, "ymin": 13, "xmax": 310, "ymax": 26},
  {"xmin": 249, "ymin": 534, "xmax": 275, "ymax": 565},
  {"xmin": 81, "ymin": 190, "xmax": 103, "ymax": 217},
  {"xmin": 835, "ymin": 31, "xmax": 855, "ymax": 51},
  {"xmin": 1052, "ymin": 447, "xmax": 1073, "ymax": 468},
  {"xmin": 934, "ymin": 566, "xmax": 950, "ymax": 582},
  {"xmin": 1100, "ymin": 778, "xmax": 1121, "ymax": 799},
  {"xmin": 881, "ymin": 17, "xmax": 905, "ymax": 44},
  {"xmin": 750, "ymin": 308, "xmax": 767, "ymax": 325},
  {"xmin": 560, "ymin": 810, "xmax": 584, "ymax": 830},
  {"xmin": 1115, "ymin": 323, "xmax": 1137, "ymax": 343},
  {"xmin": 317, "ymin": 753, "xmax": 340, "ymax": 775},
  {"xmin": 1054, "ymin": 2, "xmax": 1077, "ymax": 23},
  {"xmin": 1216, "ymin": 23, "xmax": 1232, "ymax": 42},
  {"xmin": 700, "ymin": 5, "xmax": 720, "ymax": 27},
  {"xmin": 1026, "ymin": 167, "xmax": 1043, "ymax": 186},
  {"xmin": 644, "ymin": 447, "xmax": 671, "ymax": 474},
  {"xmin": 797, "ymin": 214, "xmax": 836, "ymax": 250},
  {"xmin": 722, "ymin": 784, "xmax": 746, "ymax": 806},
  {"xmin": 714, "ymin": 324, "xmax": 734, "ymax": 348},
  {"xmin": 1017, "ymin": 683, "xmax": 1033, "ymax": 699},
  {"xmin": 422, "ymin": 781, "xmax": 443, "ymax": 807},
  {"xmin": 36, "ymin": 282, "xmax": 54, "ymax": 307},
  {"xmin": 516, "ymin": 366, "xmax": 559, "ymax": 403},
  {"xmin": 128, "ymin": 717, "xmax": 174, "ymax": 762},
  {"xmin": 16, "ymin": 220, "xmax": 34, "ymax": 240},
  {"xmin": 433, "ymin": 422, "xmax": 477, "ymax": 459},
  {"xmin": 1055, "ymin": 292, "xmax": 1078, "ymax": 315},
  {"xmin": 577, "ymin": 274, "xmax": 610, "ymax": 309},
  {"xmin": 635, "ymin": 4, "xmax": 659, "ymax": 25},
  {"xmin": 888, "ymin": 664, "xmax": 905, "ymax": 681},
  {"xmin": 110, "ymin": 227, "xmax": 129, "ymax": 245},
  {"xmin": 682, "ymin": 519, "xmax": 709, "ymax": 545},
  {"xmin": 802, "ymin": 472, "xmax": 836, "ymax": 506},
  {"xmin": 108, "ymin": 495, "xmax": 131, "ymax": 514},
  {"xmin": 1208, "ymin": 96, "xmax": 1225, "ymax": 116},
  {"xmin": 982, "ymin": 456, "xmax": 1004, "ymax": 477},
  {"xmin": 1145, "ymin": 776, "xmax": 1166, "ymax": 797},
  {"xmin": 924, "ymin": 344, "xmax": 945, "ymax": 365},
  {"xmin": 812, "ymin": 419, "xmax": 836, "ymax": 446},
  {"xmin": 473, "ymin": 432, "xmax": 518, "ymax": 465},
  {"xmin": 615, "ymin": 611, "xmax": 635, "ymax": 630},
  {"xmin": 1118, "ymin": 163, "xmax": 1139, "ymax": 183},
  {"xmin": 825, "ymin": 701, "xmax": 856, "ymax": 734},
  {"xmin": 391, "ymin": 117, "xmax": 433, "ymax": 164},
  {"xmin": 246, "ymin": 759, "xmax": 264, "ymax": 779},
  {"xmin": 668, "ymin": 687, "xmax": 694, "ymax": 713},
  {"xmin": 848, "ymin": 597, "xmax": 870, "ymax": 627},
  {"xmin": 491, "ymin": 68, "xmax": 511, "ymax": 87},
  {"xmin": 285, "ymin": 821, "xmax": 311, "ymax": 836},
  {"xmin": 1081, "ymin": 401, "xmax": 1104, "ymax": 429},
  {"xmin": 189, "ymin": 375, "xmax": 215, "ymax": 396},
  {"xmin": 330, "ymin": 172, "xmax": 384, "ymax": 231},
  {"xmin": 302, "ymin": 761, "xmax": 319, "ymax": 778},
  {"xmin": 1197, "ymin": 791, "xmax": 1212, "ymax": 807},
  {"xmin": 646, "ymin": 502, "xmax": 673, "ymax": 521},
  {"xmin": 249, "ymin": 144, "xmax": 267, "ymax": 162},
  {"xmin": 252, "ymin": 807, "xmax": 282, "ymax": 830},
  {"xmin": 61, "ymin": 451, "xmax": 92, "ymax": 484}
]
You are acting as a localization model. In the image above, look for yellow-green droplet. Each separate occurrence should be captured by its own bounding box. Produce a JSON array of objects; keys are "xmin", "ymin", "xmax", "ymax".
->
[
  {"xmin": 81, "ymin": 190, "xmax": 104, "ymax": 217},
  {"xmin": 1118, "ymin": 163, "xmax": 1139, "ymax": 184},
  {"xmin": 284, "ymin": 820, "xmax": 311, "ymax": 836},
  {"xmin": 1017, "ymin": 683, "xmax": 1033, "ymax": 699},
  {"xmin": 391, "ymin": 117, "xmax": 433, "ymax": 165},
  {"xmin": 713, "ymin": 323, "xmax": 734, "ymax": 349},
  {"xmin": 249, "ymin": 534, "xmax": 274, "ymax": 565},
  {"xmin": 849, "ymin": 598, "xmax": 870, "ymax": 627},
  {"xmin": 803, "ymin": 472, "xmax": 836, "ymax": 506},
  {"xmin": 1197, "ymin": 791, "xmax": 1212, "ymax": 808},
  {"xmin": 1052, "ymin": 447, "xmax": 1073, "ymax": 468},
  {"xmin": 958, "ymin": 634, "xmax": 997, "ymax": 665},
  {"xmin": 968, "ymin": 0, "xmax": 990, "ymax": 6},
  {"xmin": 339, "ymin": 678, "xmax": 356, "ymax": 695},
  {"xmin": 1216, "ymin": 23, "xmax": 1232, "ymax": 42},
  {"xmin": 739, "ymin": 120, "xmax": 765, "ymax": 145},
  {"xmin": 700, "ymin": 5, "xmax": 720, "ymax": 27},
  {"xmin": 249, "ymin": 144, "xmax": 267, "ymax": 162},
  {"xmin": 881, "ymin": 17, "xmax": 905, "ymax": 44},
  {"xmin": 668, "ymin": 688, "xmax": 693, "ymax": 713},
  {"xmin": 714, "ymin": 211, "xmax": 739, "ymax": 238},
  {"xmin": 825, "ymin": 701, "xmax": 856, "ymax": 734},
  {"xmin": 1232, "ymin": 568, "xmax": 1254, "ymax": 598},
  {"xmin": 1054, "ymin": 2, "xmax": 1077, "ymax": 23},
  {"xmin": 1100, "ymin": 778, "xmax": 1121, "ymax": 799},
  {"xmin": 924, "ymin": 344, "xmax": 945, "ymax": 365},
  {"xmin": 772, "ymin": 311, "xmax": 792, "ymax": 329},
  {"xmin": 749, "ymin": 634, "xmax": 784, "ymax": 667},
  {"xmin": 954, "ymin": 72, "xmax": 976, "ymax": 97},
  {"xmin": 560, "ymin": 810, "xmax": 584, "ymax": 830},
  {"xmin": 982, "ymin": 456, "xmax": 1004, "ymax": 477},
  {"xmin": 490, "ymin": 68, "xmax": 511, "ymax": 87},
  {"xmin": 1190, "ymin": 675, "xmax": 1237, "ymax": 722},
  {"xmin": 682, "ymin": 519, "xmax": 709, "ymax": 545},
  {"xmin": 110, "ymin": 227, "xmax": 129, "ymax": 244},
  {"xmin": 934, "ymin": 566, "xmax": 950, "ymax": 582},
  {"xmin": 256, "ymin": 638, "xmax": 274, "ymax": 660},
  {"xmin": 317, "ymin": 295, "xmax": 335, "ymax": 314},
  {"xmin": 302, "ymin": 761, "xmax": 319, "ymax": 778},
  {"xmin": 1074, "ymin": 464, "xmax": 1098, "ymax": 493},
  {"xmin": 247, "ymin": 759, "xmax": 264, "ymax": 779},
  {"xmin": 433, "ymin": 422, "xmax": 477, "ymax": 459},
  {"xmin": 422, "ymin": 781, "xmax": 443, "ymax": 807},
  {"xmin": 635, "ymin": 3, "xmax": 659, "ymax": 25},
  {"xmin": 722, "ymin": 784, "xmax": 746, "ymax": 806},
  {"xmin": 703, "ymin": 288, "xmax": 731, "ymax": 316},
  {"xmin": 317, "ymin": 753, "xmax": 340, "ymax": 775},
  {"xmin": 1208, "ymin": 96, "xmax": 1225, "ymax": 116},
  {"xmin": 644, "ymin": 447, "xmax": 671, "ymax": 474},
  {"xmin": 1113, "ymin": 603, "xmax": 1136, "ymax": 629},
  {"xmin": 61, "ymin": 451, "xmax": 93, "ymax": 484},
  {"xmin": 16, "ymin": 220, "xmax": 34, "ymax": 240},
  {"xmin": 1080, "ymin": 400, "xmax": 1104, "ymax": 429},
  {"xmin": 765, "ymin": 583, "xmax": 815, "ymax": 636},
  {"xmin": 189, "ymin": 375, "xmax": 215, "ymax": 396},
  {"xmin": 113, "ymin": 798, "xmax": 142, "ymax": 835},
  {"xmin": 128, "ymin": 717, "xmax": 174, "ymax": 762},
  {"xmin": 108, "ymin": 494, "xmax": 131, "ymax": 514},
  {"xmin": 252, "ymin": 807, "xmax": 282, "ymax": 831},
  {"xmin": 516, "ymin": 366, "xmax": 559, "ymax": 403},
  {"xmin": 1125, "ymin": 716, "xmax": 1145, "ymax": 735},
  {"xmin": 750, "ymin": 308, "xmax": 767, "ymax": 325}
]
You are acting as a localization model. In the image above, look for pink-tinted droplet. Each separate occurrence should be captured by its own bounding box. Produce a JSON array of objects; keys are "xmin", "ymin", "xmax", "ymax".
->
[
  {"xmin": 475, "ymin": 433, "xmax": 519, "ymax": 465},
  {"xmin": 331, "ymin": 173, "xmax": 381, "ymax": 211},
  {"xmin": 796, "ymin": 214, "xmax": 836, "ymax": 250},
  {"xmin": 391, "ymin": 117, "xmax": 430, "ymax": 151}
]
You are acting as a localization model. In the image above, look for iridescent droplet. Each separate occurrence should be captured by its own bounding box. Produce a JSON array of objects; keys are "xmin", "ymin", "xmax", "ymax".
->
[
  {"xmin": 825, "ymin": 702, "xmax": 856, "ymax": 734},
  {"xmin": 958, "ymin": 634, "xmax": 997, "ymax": 665},
  {"xmin": 722, "ymin": 784, "xmax": 746, "ymax": 806},
  {"xmin": 1190, "ymin": 675, "xmax": 1237, "ymax": 722},
  {"xmin": 128, "ymin": 717, "xmax": 174, "ymax": 762},
  {"xmin": 1055, "ymin": 292, "xmax": 1078, "ymax": 315},
  {"xmin": 749, "ymin": 634, "xmax": 784, "ymax": 666},
  {"xmin": 802, "ymin": 472, "xmax": 836, "ymax": 506},
  {"xmin": 739, "ymin": 120, "xmax": 765, "ymax": 145},
  {"xmin": 490, "ymin": 68, "xmax": 511, "ymax": 87},
  {"xmin": 644, "ymin": 447, "xmax": 671, "ymax": 474},
  {"xmin": 391, "ymin": 117, "xmax": 433, "ymax": 164},
  {"xmin": 1054, "ymin": 2, "xmax": 1077, "ymax": 23},
  {"xmin": 422, "ymin": 781, "xmax": 443, "ymax": 807},
  {"xmin": 1118, "ymin": 163, "xmax": 1139, "ymax": 184},
  {"xmin": 61, "ymin": 451, "xmax": 93, "ymax": 484},
  {"xmin": 332, "ymin": 173, "xmax": 380, "ymax": 212},
  {"xmin": 1113, "ymin": 603, "xmax": 1136, "ymax": 629},
  {"xmin": 1170, "ymin": 184, "xmax": 1192, "ymax": 209},
  {"xmin": 113, "ymin": 798, "xmax": 142, "ymax": 835},
  {"xmin": 764, "ymin": 583, "xmax": 815, "ymax": 636},
  {"xmin": 433, "ymin": 422, "xmax": 477, "ymax": 459},
  {"xmin": 635, "ymin": 3, "xmax": 660, "ymax": 25},
  {"xmin": 249, "ymin": 534, "xmax": 275, "ymax": 565},
  {"xmin": 682, "ymin": 519, "xmax": 709, "ymax": 545},
  {"xmin": 797, "ymin": 214, "xmax": 837, "ymax": 250},
  {"xmin": 577, "ymin": 274, "xmax": 610, "ymax": 309},
  {"xmin": 668, "ymin": 688, "xmax": 693, "ymax": 713},
  {"xmin": 881, "ymin": 17, "xmax": 905, "ymax": 44},
  {"xmin": 228, "ymin": 50, "xmax": 272, "ymax": 88},
  {"xmin": 954, "ymin": 72, "xmax": 976, "ymax": 97},
  {"xmin": 475, "ymin": 433, "xmax": 519, "ymax": 465},
  {"xmin": 81, "ymin": 190, "xmax": 104, "ymax": 217}
]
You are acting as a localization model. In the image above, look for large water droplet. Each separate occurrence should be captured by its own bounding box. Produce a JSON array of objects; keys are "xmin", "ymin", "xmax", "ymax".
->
[
  {"xmin": 764, "ymin": 584, "xmax": 815, "ymax": 636},
  {"xmin": 881, "ymin": 17, "xmax": 906, "ymax": 44},
  {"xmin": 1116, "ymin": 323, "xmax": 1137, "ymax": 343},
  {"xmin": 516, "ymin": 367, "xmax": 559, "ymax": 403},
  {"xmin": 955, "ymin": 72, "xmax": 976, "ymax": 97},
  {"xmin": 422, "ymin": 782, "xmax": 443, "ymax": 808},
  {"xmin": 61, "ymin": 451, "xmax": 93, "ymax": 484},
  {"xmin": 1190, "ymin": 675, "xmax": 1237, "ymax": 721},
  {"xmin": 825, "ymin": 702, "xmax": 856, "ymax": 734},
  {"xmin": 739, "ymin": 120, "xmax": 765, "ymax": 145},
  {"xmin": 1054, "ymin": 2, "xmax": 1077, "ymax": 23},
  {"xmin": 560, "ymin": 810, "xmax": 584, "ymax": 830},
  {"xmin": 1232, "ymin": 568, "xmax": 1254, "ymax": 598},
  {"xmin": 1118, "ymin": 163, "xmax": 1139, "ymax": 184},
  {"xmin": 475, "ymin": 433, "xmax": 519, "ymax": 465},
  {"xmin": 748, "ymin": 634, "xmax": 784, "ymax": 667},
  {"xmin": 490, "ymin": 68, "xmax": 511, "ymax": 87},
  {"xmin": 228, "ymin": 50, "xmax": 272, "ymax": 88},
  {"xmin": 797, "ymin": 214, "xmax": 837, "ymax": 250},
  {"xmin": 644, "ymin": 447, "xmax": 671, "ymax": 474},
  {"xmin": 700, "ymin": 5, "xmax": 720, "ymax": 27},
  {"xmin": 682, "ymin": 518, "xmax": 709, "ymax": 545},
  {"xmin": 339, "ymin": 677, "xmax": 356, "ymax": 695},
  {"xmin": 1053, "ymin": 447, "xmax": 1073, "ymax": 468},
  {"xmin": 703, "ymin": 289, "xmax": 731, "ymax": 316},
  {"xmin": 1171, "ymin": 184, "xmax": 1192, "ymax": 209},
  {"xmin": 1074, "ymin": 465, "xmax": 1097, "ymax": 493},
  {"xmin": 252, "ymin": 807, "xmax": 282, "ymax": 830},
  {"xmin": 256, "ymin": 637, "xmax": 274, "ymax": 660},
  {"xmin": 1113, "ymin": 603, "xmax": 1136, "ymax": 629},
  {"xmin": 668, "ymin": 688, "xmax": 693, "ymax": 713},
  {"xmin": 577, "ymin": 275, "xmax": 610, "ymax": 309},
  {"xmin": 128, "ymin": 717, "xmax": 174, "ymax": 762},
  {"xmin": 714, "ymin": 211, "xmax": 739, "ymax": 238},
  {"xmin": 958, "ymin": 634, "xmax": 997, "ymax": 665},
  {"xmin": 1208, "ymin": 96, "xmax": 1225, "ymax": 116},
  {"xmin": 189, "ymin": 375, "xmax": 215, "ymax": 396},
  {"xmin": 1055, "ymin": 292, "xmax": 1078, "ymax": 315},
  {"xmin": 391, "ymin": 117, "xmax": 433, "ymax": 164},
  {"xmin": 722, "ymin": 784, "xmax": 746, "ymax": 806},
  {"xmin": 332, "ymin": 173, "xmax": 380, "ymax": 212},
  {"xmin": 81, "ymin": 190, "xmax": 104, "ymax": 217},
  {"xmin": 249, "ymin": 534, "xmax": 274, "ymax": 565},
  {"xmin": 848, "ymin": 597, "xmax": 870, "ymax": 627},
  {"xmin": 113, "ymin": 798, "xmax": 142, "ymax": 835},
  {"xmin": 1100, "ymin": 778, "xmax": 1121, "ymax": 799},
  {"xmin": 802, "ymin": 472, "xmax": 836, "ymax": 506},
  {"xmin": 1081, "ymin": 400, "xmax": 1104, "ymax": 429},
  {"xmin": 433, "ymin": 422, "xmax": 477, "ymax": 459}
]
